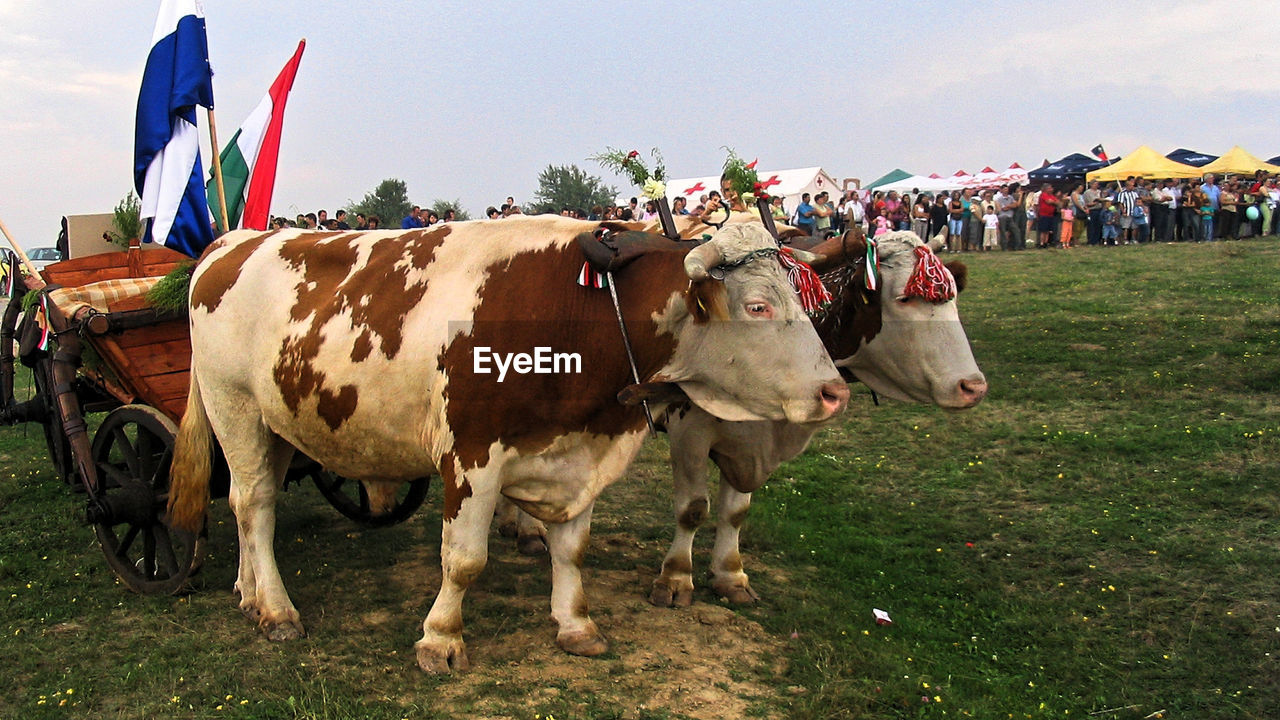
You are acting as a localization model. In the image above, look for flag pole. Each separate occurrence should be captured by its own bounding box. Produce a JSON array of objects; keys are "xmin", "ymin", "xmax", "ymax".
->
[
  {"xmin": 207, "ymin": 108, "xmax": 231, "ymax": 234},
  {"xmin": 0, "ymin": 215, "xmax": 43, "ymax": 281}
]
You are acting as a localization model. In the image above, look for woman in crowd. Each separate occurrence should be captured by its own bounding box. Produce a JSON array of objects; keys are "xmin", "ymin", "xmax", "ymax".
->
[{"xmin": 911, "ymin": 193, "xmax": 931, "ymax": 237}]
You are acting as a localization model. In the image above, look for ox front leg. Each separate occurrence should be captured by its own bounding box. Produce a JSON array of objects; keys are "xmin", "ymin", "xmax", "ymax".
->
[
  {"xmin": 416, "ymin": 478, "xmax": 500, "ymax": 673},
  {"xmin": 650, "ymin": 438, "xmax": 711, "ymax": 607},
  {"xmin": 228, "ymin": 440, "xmax": 304, "ymax": 640},
  {"xmin": 710, "ymin": 481, "xmax": 759, "ymax": 604},
  {"xmin": 547, "ymin": 503, "xmax": 607, "ymax": 656}
]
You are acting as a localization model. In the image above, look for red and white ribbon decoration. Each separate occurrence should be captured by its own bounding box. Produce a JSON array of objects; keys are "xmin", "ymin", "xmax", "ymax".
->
[
  {"xmin": 777, "ymin": 247, "xmax": 832, "ymax": 315},
  {"xmin": 901, "ymin": 245, "xmax": 956, "ymax": 303}
]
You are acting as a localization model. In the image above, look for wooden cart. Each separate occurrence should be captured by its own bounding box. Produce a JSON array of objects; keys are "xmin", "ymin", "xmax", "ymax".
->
[{"xmin": 0, "ymin": 244, "xmax": 428, "ymax": 595}]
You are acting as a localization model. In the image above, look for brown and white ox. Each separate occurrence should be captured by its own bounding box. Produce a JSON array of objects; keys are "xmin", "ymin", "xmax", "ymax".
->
[
  {"xmin": 647, "ymin": 228, "xmax": 988, "ymax": 606},
  {"xmin": 166, "ymin": 217, "xmax": 848, "ymax": 672}
]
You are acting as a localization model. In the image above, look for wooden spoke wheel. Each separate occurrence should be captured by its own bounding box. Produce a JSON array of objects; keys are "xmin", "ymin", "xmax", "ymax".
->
[
  {"xmin": 300, "ymin": 464, "xmax": 429, "ymax": 528},
  {"xmin": 89, "ymin": 405, "xmax": 201, "ymax": 595},
  {"xmin": 32, "ymin": 360, "xmax": 76, "ymax": 486}
]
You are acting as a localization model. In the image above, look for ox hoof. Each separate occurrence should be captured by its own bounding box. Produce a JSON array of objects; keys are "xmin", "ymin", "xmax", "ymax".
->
[
  {"xmin": 415, "ymin": 638, "xmax": 471, "ymax": 674},
  {"xmin": 556, "ymin": 628, "xmax": 608, "ymax": 657},
  {"xmin": 649, "ymin": 580, "xmax": 694, "ymax": 608},
  {"xmin": 497, "ymin": 521, "xmax": 518, "ymax": 539},
  {"xmin": 713, "ymin": 582, "xmax": 760, "ymax": 605},
  {"xmin": 262, "ymin": 619, "xmax": 306, "ymax": 642},
  {"xmin": 517, "ymin": 534, "xmax": 549, "ymax": 556}
]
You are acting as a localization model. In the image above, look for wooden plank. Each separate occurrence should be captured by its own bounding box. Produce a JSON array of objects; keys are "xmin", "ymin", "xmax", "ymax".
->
[
  {"xmin": 158, "ymin": 396, "xmax": 188, "ymax": 421},
  {"xmin": 42, "ymin": 246, "xmax": 189, "ymax": 285},
  {"xmin": 44, "ymin": 267, "xmax": 132, "ymax": 287},
  {"xmin": 141, "ymin": 370, "xmax": 191, "ymax": 404},
  {"xmin": 127, "ymin": 340, "xmax": 192, "ymax": 376},
  {"xmin": 88, "ymin": 336, "xmax": 147, "ymax": 404},
  {"xmin": 109, "ymin": 322, "xmax": 190, "ymax": 349}
]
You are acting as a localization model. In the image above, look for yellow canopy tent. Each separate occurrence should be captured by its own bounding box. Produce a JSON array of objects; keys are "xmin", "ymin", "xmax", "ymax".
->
[
  {"xmin": 1085, "ymin": 145, "xmax": 1202, "ymax": 182},
  {"xmin": 1197, "ymin": 145, "xmax": 1280, "ymax": 176}
]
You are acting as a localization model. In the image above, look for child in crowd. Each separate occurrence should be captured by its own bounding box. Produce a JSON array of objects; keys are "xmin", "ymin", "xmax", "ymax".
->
[
  {"xmin": 1132, "ymin": 198, "xmax": 1149, "ymax": 243},
  {"xmin": 1102, "ymin": 202, "xmax": 1119, "ymax": 245},
  {"xmin": 873, "ymin": 214, "xmax": 891, "ymax": 238},
  {"xmin": 1059, "ymin": 197, "xmax": 1074, "ymax": 248},
  {"xmin": 982, "ymin": 204, "xmax": 999, "ymax": 250}
]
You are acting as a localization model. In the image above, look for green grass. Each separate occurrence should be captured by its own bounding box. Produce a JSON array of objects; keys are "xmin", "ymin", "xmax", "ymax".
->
[{"xmin": 0, "ymin": 238, "xmax": 1277, "ymax": 719}]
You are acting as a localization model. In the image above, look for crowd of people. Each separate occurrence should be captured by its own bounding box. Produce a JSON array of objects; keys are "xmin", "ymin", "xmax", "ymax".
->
[
  {"xmin": 265, "ymin": 170, "xmax": 1280, "ymax": 254},
  {"xmin": 833, "ymin": 170, "xmax": 1280, "ymax": 252}
]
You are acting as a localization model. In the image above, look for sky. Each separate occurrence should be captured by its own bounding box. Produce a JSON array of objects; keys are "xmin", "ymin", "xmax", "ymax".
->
[{"xmin": 1, "ymin": 0, "xmax": 1277, "ymax": 250}]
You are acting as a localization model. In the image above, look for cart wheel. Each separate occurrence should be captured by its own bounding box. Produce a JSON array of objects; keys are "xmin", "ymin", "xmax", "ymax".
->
[
  {"xmin": 90, "ymin": 405, "xmax": 201, "ymax": 595},
  {"xmin": 33, "ymin": 360, "xmax": 76, "ymax": 486},
  {"xmin": 304, "ymin": 467, "xmax": 429, "ymax": 528}
]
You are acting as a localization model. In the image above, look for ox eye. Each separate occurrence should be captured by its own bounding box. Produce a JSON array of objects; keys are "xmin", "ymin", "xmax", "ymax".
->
[
  {"xmin": 895, "ymin": 296, "xmax": 912, "ymax": 304},
  {"xmin": 746, "ymin": 302, "xmax": 773, "ymax": 318}
]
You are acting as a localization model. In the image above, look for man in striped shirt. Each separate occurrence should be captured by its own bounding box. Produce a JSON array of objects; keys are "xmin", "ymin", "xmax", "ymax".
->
[{"xmin": 1116, "ymin": 179, "xmax": 1140, "ymax": 244}]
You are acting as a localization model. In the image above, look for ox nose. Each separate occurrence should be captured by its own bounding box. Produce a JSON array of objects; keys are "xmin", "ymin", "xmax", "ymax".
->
[
  {"xmin": 819, "ymin": 380, "xmax": 850, "ymax": 419},
  {"xmin": 956, "ymin": 376, "xmax": 989, "ymax": 406}
]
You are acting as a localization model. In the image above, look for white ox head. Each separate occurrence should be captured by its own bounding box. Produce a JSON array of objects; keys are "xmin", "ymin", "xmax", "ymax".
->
[
  {"xmin": 650, "ymin": 223, "xmax": 849, "ymax": 424},
  {"xmin": 830, "ymin": 230, "xmax": 987, "ymax": 408}
]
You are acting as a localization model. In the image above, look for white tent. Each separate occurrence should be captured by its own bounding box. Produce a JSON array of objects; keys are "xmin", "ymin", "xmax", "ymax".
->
[
  {"xmin": 873, "ymin": 164, "xmax": 1029, "ymax": 194},
  {"xmin": 664, "ymin": 167, "xmax": 842, "ymax": 213}
]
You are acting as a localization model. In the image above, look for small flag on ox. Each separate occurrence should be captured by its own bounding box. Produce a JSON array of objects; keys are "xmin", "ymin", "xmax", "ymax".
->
[
  {"xmin": 133, "ymin": 0, "xmax": 215, "ymax": 257},
  {"xmin": 207, "ymin": 39, "xmax": 306, "ymax": 232}
]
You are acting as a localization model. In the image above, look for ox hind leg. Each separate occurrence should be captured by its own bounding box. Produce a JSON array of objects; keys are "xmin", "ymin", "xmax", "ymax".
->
[
  {"xmin": 650, "ymin": 429, "xmax": 714, "ymax": 607},
  {"xmin": 224, "ymin": 430, "xmax": 302, "ymax": 639},
  {"xmin": 494, "ymin": 497, "xmax": 548, "ymax": 555},
  {"xmin": 547, "ymin": 502, "xmax": 607, "ymax": 656},
  {"xmin": 416, "ymin": 469, "xmax": 502, "ymax": 673}
]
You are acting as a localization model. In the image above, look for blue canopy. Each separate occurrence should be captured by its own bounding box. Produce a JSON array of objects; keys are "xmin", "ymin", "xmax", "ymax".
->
[
  {"xmin": 1166, "ymin": 148, "xmax": 1218, "ymax": 167},
  {"xmin": 1269, "ymin": 155, "xmax": 1280, "ymax": 166},
  {"xmin": 1027, "ymin": 153, "xmax": 1115, "ymax": 184}
]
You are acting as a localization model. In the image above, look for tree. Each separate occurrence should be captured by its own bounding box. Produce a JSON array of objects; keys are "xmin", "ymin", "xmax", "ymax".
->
[
  {"xmin": 347, "ymin": 178, "xmax": 412, "ymax": 227},
  {"xmin": 528, "ymin": 164, "xmax": 617, "ymax": 215},
  {"xmin": 430, "ymin": 198, "xmax": 471, "ymax": 221}
]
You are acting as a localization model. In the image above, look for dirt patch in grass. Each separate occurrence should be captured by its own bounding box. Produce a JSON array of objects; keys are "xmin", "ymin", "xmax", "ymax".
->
[{"xmin": 383, "ymin": 527, "xmax": 789, "ymax": 718}]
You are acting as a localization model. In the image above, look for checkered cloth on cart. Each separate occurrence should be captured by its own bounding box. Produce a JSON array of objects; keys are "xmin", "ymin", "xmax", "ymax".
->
[{"xmin": 45, "ymin": 277, "xmax": 161, "ymax": 322}]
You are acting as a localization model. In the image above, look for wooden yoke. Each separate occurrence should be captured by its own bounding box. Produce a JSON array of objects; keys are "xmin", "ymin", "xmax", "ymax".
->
[
  {"xmin": 656, "ymin": 197, "xmax": 680, "ymax": 240},
  {"xmin": 756, "ymin": 196, "xmax": 780, "ymax": 241}
]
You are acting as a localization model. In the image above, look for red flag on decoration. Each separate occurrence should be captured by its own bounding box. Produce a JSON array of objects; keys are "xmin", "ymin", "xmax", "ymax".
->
[
  {"xmin": 1091, "ymin": 144, "xmax": 1109, "ymax": 162},
  {"xmin": 240, "ymin": 39, "xmax": 306, "ymax": 230}
]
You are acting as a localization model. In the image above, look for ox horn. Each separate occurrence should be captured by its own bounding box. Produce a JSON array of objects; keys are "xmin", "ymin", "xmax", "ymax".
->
[
  {"xmin": 928, "ymin": 233, "xmax": 947, "ymax": 253},
  {"xmin": 684, "ymin": 241, "xmax": 724, "ymax": 281},
  {"xmin": 789, "ymin": 247, "xmax": 827, "ymax": 265}
]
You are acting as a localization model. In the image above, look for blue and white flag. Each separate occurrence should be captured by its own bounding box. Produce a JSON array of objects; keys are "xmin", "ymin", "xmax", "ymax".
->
[{"xmin": 134, "ymin": 0, "xmax": 215, "ymax": 257}]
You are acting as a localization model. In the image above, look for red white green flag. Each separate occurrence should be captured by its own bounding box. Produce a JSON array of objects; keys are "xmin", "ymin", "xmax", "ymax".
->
[{"xmin": 207, "ymin": 39, "xmax": 305, "ymax": 232}]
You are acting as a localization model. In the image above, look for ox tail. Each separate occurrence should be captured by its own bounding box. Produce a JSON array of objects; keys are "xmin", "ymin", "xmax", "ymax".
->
[{"xmin": 168, "ymin": 365, "xmax": 213, "ymax": 535}]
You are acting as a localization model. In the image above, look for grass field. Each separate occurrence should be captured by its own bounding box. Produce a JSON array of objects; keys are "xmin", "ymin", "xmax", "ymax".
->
[{"xmin": 0, "ymin": 238, "xmax": 1277, "ymax": 719}]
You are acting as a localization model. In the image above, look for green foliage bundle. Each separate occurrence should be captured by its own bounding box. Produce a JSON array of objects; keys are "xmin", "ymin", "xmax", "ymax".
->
[
  {"xmin": 145, "ymin": 263, "xmax": 194, "ymax": 313},
  {"xmin": 590, "ymin": 147, "xmax": 666, "ymax": 188},
  {"xmin": 106, "ymin": 192, "xmax": 143, "ymax": 249},
  {"xmin": 721, "ymin": 147, "xmax": 761, "ymax": 200}
]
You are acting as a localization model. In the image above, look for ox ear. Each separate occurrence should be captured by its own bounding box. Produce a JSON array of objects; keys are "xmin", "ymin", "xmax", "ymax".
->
[
  {"xmin": 618, "ymin": 382, "xmax": 688, "ymax": 406},
  {"xmin": 685, "ymin": 279, "xmax": 729, "ymax": 323},
  {"xmin": 945, "ymin": 261, "xmax": 968, "ymax": 293}
]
